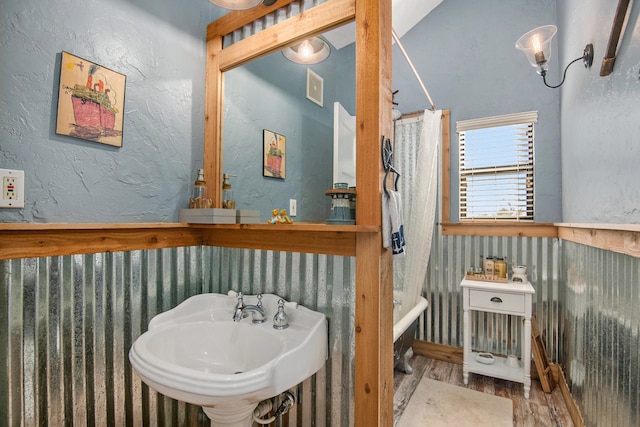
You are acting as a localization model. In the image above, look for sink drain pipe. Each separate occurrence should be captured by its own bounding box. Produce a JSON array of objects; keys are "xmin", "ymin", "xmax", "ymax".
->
[{"xmin": 253, "ymin": 391, "xmax": 296, "ymax": 424}]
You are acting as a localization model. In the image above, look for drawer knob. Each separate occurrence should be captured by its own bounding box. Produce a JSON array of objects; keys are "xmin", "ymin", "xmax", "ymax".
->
[{"xmin": 490, "ymin": 296, "xmax": 503, "ymax": 303}]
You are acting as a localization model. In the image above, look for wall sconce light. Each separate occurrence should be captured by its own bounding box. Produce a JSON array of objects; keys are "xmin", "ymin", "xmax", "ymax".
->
[
  {"xmin": 282, "ymin": 37, "xmax": 331, "ymax": 65},
  {"xmin": 515, "ymin": 24, "xmax": 594, "ymax": 88},
  {"xmin": 208, "ymin": 0, "xmax": 276, "ymax": 10}
]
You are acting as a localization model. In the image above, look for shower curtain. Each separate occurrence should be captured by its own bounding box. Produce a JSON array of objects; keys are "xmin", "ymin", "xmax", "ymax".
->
[{"xmin": 393, "ymin": 109, "xmax": 442, "ymax": 323}]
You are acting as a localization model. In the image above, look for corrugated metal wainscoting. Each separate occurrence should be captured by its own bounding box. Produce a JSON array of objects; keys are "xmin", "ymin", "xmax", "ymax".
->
[
  {"xmin": 418, "ymin": 231, "xmax": 640, "ymax": 427},
  {"xmin": 562, "ymin": 241, "xmax": 640, "ymax": 427},
  {"xmin": 0, "ymin": 247, "xmax": 355, "ymax": 427},
  {"xmin": 421, "ymin": 231, "xmax": 562, "ymax": 361},
  {"xmin": 6, "ymin": 235, "xmax": 637, "ymax": 426}
]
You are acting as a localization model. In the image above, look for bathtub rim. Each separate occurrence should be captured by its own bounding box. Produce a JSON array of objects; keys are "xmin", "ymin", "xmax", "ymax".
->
[{"xmin": 393, "ymin": 296, "xmax": 429, "ymax": 342}]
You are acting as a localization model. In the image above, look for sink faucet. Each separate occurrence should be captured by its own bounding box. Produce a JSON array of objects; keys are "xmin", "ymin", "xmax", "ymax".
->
[
  {"xmin": 237, "ymin": 304, "xmax": 266, "ymax": 323},
  {"xmin": 232, "ymin": 293, "xmax": 266, "ymax": 324}
]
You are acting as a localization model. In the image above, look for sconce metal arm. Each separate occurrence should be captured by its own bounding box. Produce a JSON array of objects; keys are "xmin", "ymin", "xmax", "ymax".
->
[{"xmin": 541, "ymin": 44, "xmax": 594, "ymax": 89}]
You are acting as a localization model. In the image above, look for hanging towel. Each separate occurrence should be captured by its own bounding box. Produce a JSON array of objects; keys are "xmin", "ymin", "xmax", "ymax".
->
[{"xmin": 382, "ymin": 190, "xmax": 406, "ymax": 258}]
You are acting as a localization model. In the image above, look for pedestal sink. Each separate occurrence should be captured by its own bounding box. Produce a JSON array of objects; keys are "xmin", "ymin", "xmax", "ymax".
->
[{"xmin": 129, "ymin": 293, "xmax": 327, "ymax": 426}]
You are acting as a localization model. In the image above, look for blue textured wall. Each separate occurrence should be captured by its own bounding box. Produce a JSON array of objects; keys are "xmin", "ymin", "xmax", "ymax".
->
[
  {"xmin": 557, "ymin": 0, "xmax": 640, "ymax": 223},
  {"xmin": 4, "ymin": 0, "xmax": 636, "ymax": 225},
  {"xmin": 0, "ymin": 0, "xmax": 221, "ymax": 223},
  {"xmin": 391, "ymin": 0, "xmax": 562, "ymax": 222}
]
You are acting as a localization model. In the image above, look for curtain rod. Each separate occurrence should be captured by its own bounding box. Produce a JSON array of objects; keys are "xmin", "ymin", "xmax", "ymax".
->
[
  {"xmin": 392, "ymin": 28, "xmax": 436, "ymax": 111},
  {"xmin": 398, "ymin": 109, "xmax": 425, "ymax": 119}
]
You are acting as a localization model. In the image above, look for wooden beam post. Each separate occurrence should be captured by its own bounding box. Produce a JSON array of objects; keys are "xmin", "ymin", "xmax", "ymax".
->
[
  {"xmin": 354, "ymin": 0, "xmax": 394, "ymax": 424},
  {"xmin": 600, "ymin": 0, "xmax": 631, "ymax": 76},
  {"xmin": 204, "ymin": 35, "xmax": 223, "ymax": 208},
  {"xmin": 355, "ymin": 234, "xmax": 393, "ymax": 426}
]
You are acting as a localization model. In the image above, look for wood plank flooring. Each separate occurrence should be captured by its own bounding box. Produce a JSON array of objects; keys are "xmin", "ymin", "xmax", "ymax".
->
[{"xmin": 394, "ymin": 353, "xmax": 574, "ymax": 426}]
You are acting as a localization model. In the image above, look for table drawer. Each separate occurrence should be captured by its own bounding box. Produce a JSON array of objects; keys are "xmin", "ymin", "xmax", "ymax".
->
[{"xmin": 469, "ymin": 289, "xmax": 525, "ymax": 314}]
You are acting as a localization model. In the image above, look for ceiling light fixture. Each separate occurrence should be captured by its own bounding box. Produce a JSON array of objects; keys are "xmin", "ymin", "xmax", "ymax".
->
[
  {"xmin": 515, "ymin": 25, "xmax": 594, "ymax": 89},
  {"xmin": 208, "ymin": 0, "xmax": 277, "ymax": 11},
  {"xmin": 282, "ymin": 37, "xmax": 331, "ymax": 65}
]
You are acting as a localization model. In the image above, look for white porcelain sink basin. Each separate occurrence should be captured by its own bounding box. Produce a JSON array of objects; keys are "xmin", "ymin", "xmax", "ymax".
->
[{"xmin": 129, "ymin": 293, "xmax": 327, "ymax": 414}]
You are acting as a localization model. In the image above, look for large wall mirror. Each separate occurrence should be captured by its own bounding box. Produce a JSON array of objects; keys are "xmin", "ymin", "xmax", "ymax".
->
[
  {"xmin": 222, "ymin": 24, "xmax": 356, "ymax": 222},
  {"xmin": 205, "ymin": 0, "xmax": 362, "ymax": 224}
]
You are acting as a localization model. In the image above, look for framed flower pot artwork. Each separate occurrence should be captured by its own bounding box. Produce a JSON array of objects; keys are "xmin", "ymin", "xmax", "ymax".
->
[
  {"xmin": 263, "ymin": 129, "xmax": 286, "ymax": 179},
  {"xmin": 56, "ymin": 51, "xmax": 126, "ymax": 147}
]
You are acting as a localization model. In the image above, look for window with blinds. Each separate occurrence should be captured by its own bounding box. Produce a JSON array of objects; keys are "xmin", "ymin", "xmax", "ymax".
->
[{"xmin": 457, "ymin": 111, "xmax": 537, "ymax": 221}]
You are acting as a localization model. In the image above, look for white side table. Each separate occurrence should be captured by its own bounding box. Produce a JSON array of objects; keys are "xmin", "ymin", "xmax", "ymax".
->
[{"xmin": 461, "ymin": 277, "xmax": 535, "ymax": 398}]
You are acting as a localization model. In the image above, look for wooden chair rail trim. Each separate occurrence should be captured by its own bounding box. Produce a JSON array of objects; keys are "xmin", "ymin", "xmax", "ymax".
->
[
  {"xmin": 557, "ymin": 224, "xmax": 640, "ymax": 259},
  {"xmin": 2, "ymin": 222, "xmax": 639, "ymax": 260},
  {"xmin": 0, "ymin": 223, "xmax": 372, "ymax": 260},
  {"xmin": 199, "ymin": 227, "xmax": 357, "ymax": 256},
  {"xmin": 0, "ymin": 226, "xmax": 201, "ymax": 261}
]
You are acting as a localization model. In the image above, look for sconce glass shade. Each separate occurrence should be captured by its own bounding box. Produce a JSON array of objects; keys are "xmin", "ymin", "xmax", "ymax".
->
[
  {"xmin": 208, "ymin": 0, "xmax": 263, "ymax": 10},
  {"xmin": 515, "ymin": 25, "xmax": 557, "ymax": 75},
  {"xmin": 282, "ymin": 37, "xmax": 331, "ymax": 65}
]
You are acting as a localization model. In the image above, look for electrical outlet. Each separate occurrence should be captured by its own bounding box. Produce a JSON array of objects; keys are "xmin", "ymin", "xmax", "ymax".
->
[
  {"xmin": 4, "ymin": 177, "xmax": 16, "ymax": 199},
  {"xmin": 0, "ymin": 169, "xmax": 25, "ymax": 208},
  {"xmin": 289, "ymin": 199, "xmax": 297, "ymax": 217}
]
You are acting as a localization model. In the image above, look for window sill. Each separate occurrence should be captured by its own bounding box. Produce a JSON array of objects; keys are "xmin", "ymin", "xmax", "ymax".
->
[{"xmin": 441, "ymin": 222, "xmax": 558, "ymax": 238}]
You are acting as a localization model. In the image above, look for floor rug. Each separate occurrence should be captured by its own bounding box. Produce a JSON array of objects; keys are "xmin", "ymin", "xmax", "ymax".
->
[{"xmin": 396, "ymin": 378, "xmax": 513, "ymax": 427}]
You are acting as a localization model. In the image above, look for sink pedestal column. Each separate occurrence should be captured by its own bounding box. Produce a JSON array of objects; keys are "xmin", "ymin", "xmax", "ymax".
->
[{"xmin": 202, "ymin": 403, "xmax": 259, "ymax": 427}]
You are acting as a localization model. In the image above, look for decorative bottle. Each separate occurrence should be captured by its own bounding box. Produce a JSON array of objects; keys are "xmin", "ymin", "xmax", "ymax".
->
[
  {"xmin": 189, "ymin": 169, "xmax": 211, "ymax": 208},
  {"xmin": 222, "ymin": 173, "xmax": 236, "ymax": 209}
]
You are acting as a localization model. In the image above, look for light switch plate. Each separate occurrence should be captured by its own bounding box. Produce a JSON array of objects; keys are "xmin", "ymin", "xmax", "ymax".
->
[
  {"xmin": 0, "ymin": 169, "xmax": 25, "ymax": 208},
  {"xmin": 289, "ymin": 199, "xmax": 297, "ymax": 217},
  {"xmin": 306, "ymin": 68, "xmax": 323, "ymax": 107}
]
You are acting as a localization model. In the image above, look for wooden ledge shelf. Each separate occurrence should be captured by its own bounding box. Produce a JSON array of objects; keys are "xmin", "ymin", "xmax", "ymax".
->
[
  {"xmin": 555, "ymin": 223, "xmax": 640, "ymax": 233},
  {"xmin": 195, "ymin": 222, "xmax": 376, "ymax": 232},
  {"xmin": 0, "ymin": 222, "xmax": 190, "ymax": 230},
  {"xmin": 0, "ymin": 222, "xmax": 377, "ymax": 232},
  {"xmin": 0, "ymin": 222, "xmax": 379, "ymax": 260}
]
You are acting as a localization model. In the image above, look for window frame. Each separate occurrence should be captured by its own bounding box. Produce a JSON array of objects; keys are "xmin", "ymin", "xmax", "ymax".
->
[
  {"xmin": 440, "ymin": 111, "xmax": 554, "ymax": 237},
  {"xmin": 457, "ymin": 112, "xmax": 537, "ymax": 222}
]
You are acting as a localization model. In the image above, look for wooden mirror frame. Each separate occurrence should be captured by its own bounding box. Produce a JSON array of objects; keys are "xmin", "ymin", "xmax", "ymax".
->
[
  {"xmin": 205, "ymin": 0, "xmax": 356, "ymax": 211},
  {"xmin": 204, "ymin": 0, "xmax": 394, "ymax": 425},
  {"xmin": 204, "ymin": 0, "xmax": 392, "ymax": 228}
]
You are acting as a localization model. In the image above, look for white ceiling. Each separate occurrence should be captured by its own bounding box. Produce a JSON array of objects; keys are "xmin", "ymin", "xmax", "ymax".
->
[{"xmin": 323, "ymin": 0, "xmax": 444, "ymax": 50}]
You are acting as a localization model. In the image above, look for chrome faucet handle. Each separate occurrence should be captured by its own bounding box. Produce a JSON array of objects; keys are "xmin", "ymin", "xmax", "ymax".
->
[
  {"xmin": 233, "ymin": 292, "xmax": 248, "ymax": 320},
  {"xmin": 256, "ymin": 293, "xmax": 263, "ymax": 309},
  {"xmin": 234, "ymin": 292, "xmax": 245, "ymax": 309},
  {"xmin": 273, "ymin": 299, "xmax": 289, "ymax": 330}
]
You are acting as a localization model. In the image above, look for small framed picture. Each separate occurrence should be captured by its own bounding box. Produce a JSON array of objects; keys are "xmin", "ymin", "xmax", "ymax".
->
[
  {"xmin": 56, "ymin": 51, "xmax": 126, "ymax": 147},
  {"xmin": 263, "ymin": 129, "xmax": 286, "ymax": 179},
  {"xmin": 306, "ymin": 68, "xmax": 324, "ymax": 107}
]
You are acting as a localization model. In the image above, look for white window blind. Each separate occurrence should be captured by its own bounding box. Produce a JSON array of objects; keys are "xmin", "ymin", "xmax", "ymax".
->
[{"xmin": 457, "ymin": 111, "xmax": 537, "ymax": 221}]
